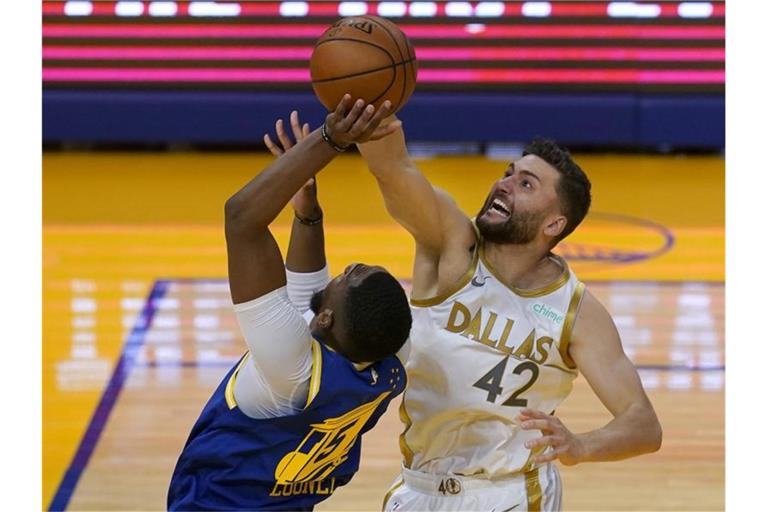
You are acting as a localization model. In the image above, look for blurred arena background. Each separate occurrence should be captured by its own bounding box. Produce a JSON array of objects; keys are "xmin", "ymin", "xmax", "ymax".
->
[{"xmin": 42, "ymin": 1, "xmax": 724, "ymax": 510}]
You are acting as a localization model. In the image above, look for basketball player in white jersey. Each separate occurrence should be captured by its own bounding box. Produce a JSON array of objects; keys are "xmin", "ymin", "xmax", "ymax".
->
[{"xmin": 356, "ymin": 120, "xmax": 663, "ymax": 511}]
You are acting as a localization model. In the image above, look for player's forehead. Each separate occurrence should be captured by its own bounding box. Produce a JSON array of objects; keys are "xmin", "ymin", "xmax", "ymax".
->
[{"xmin": 508, "ymin": 155, "xmax": 559, "ymax": 182}]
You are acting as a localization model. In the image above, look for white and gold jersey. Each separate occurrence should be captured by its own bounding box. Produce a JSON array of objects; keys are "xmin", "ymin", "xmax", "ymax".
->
[{"xmin": 400, "ymin": 244, "xmax": 585, "ymax": 478}]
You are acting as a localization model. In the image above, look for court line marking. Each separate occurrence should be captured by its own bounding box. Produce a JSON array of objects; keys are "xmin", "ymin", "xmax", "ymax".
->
[
  {"xmin": 558, "ymin": 211, "xmax": 676, "ymax": 263},
  {"xmin": 48, "ymin": 280, "xmax": 169, "ymax": 512}
]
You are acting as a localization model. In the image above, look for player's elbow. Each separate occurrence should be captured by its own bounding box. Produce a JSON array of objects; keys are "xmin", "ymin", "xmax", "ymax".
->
[
  {"xmin": 648, "ymin": 418, "xmax": 663, "ymax": 453},
  {"xmin": 224, "ymin": 196, "xmax": 259, "ymax": 237},
  {"xmin": 224, "ymin": 197, "xmax": 243, "ymax": 229},
  {"xmin": 627, "ymin": 401, "xmax": 662, "ymax": 455},
  {"xmin": 639, "ymin": 407, "xmax": 663, "ymax": 454}
]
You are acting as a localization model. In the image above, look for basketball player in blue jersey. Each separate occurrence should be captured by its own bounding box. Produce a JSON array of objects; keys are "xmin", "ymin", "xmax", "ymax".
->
[
  {"xmin": 355, "ymin": 120, "xmax": 663, "ymax": 510},
  {"xmin": 168, "ymin": 97, "xmax": 412, "ymax": 511}
]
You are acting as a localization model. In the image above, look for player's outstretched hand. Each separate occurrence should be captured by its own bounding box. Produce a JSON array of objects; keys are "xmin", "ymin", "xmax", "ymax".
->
[
  {"xmin": 323, "ymin": 94, "xmax": 403, "ymax": 149},
  {"xmin": 518, "ymin": 408, "xmax": 586, "ymax": 466},
  {"xmin": 263, "ymin": 110, "xmax": 311, "ymax": 157},
  {"xmin": 263, "ymin": 111, "xmax": 320, "ymax": 219}
]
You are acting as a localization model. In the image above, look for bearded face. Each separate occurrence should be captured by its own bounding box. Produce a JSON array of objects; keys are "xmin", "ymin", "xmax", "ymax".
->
[{"xmin": 475, "ymin": 193, "xmax": 545, "ymax": 245}]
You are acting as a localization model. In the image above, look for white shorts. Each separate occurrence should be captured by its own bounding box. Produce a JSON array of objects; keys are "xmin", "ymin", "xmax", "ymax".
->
[{"xmin": 382, "ymin": 464, "xmax": 562, "ymax": 511}]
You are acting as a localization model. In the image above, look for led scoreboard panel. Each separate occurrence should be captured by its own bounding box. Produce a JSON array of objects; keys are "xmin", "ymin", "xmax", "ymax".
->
[{"xmin": 43, "ymin": 1, "xmax": 725, "ymax": 93}]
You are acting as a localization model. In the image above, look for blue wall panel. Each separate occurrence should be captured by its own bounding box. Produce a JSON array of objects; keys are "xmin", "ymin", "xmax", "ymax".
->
[
  {"xmin": 43, "ymin": 90, "xmax": 724, "ymax": 150},
  {"xmin": 636, "ymin": 95, "xmax": 725, "ymax": 149},
  {"xmin": 396, "ymin": 93, "xmax": 638, "ymax": 146}
]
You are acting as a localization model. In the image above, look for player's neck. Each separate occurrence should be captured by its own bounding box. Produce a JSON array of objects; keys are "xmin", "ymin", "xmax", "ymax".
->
[{"xmin": 481, "ymin": 240, "xmax": 560, "ymax": 290}]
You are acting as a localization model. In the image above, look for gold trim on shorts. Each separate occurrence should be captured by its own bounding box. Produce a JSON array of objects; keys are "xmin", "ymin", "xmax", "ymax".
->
[
  {"xmin": 381, "ymin": 476, "xmax": 404, "ymax": 511},
  {"xmin": 525, "ymin": 467, "xmax": 543, "ymax": 511}
]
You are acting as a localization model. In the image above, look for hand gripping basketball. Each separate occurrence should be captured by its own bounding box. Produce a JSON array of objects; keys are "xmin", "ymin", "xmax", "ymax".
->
[{"xmin": 323, "ymin": 94, "xmax": 402, "ymax": 150}]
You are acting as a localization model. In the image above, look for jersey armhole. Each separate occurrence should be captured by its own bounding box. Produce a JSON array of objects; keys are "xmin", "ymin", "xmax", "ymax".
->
[
  {"xmin": 224, "ymin": 354, "xmax": 251, "ymax": 410},
  {"xmin": 304, "ymin": 339, "xmax": 323, "ymax": 409},
  {"xmin": 410, "ymin": 244, "xmax": 480, "ymax": 308},
  {"xmin": 558, "ymin": 282, "xmax": 586, "ymax": 369}
]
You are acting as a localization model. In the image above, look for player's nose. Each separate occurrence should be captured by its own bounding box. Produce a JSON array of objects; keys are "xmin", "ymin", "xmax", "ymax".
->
[{"xmin": 496, "ymin": 177, "xmax": 514, "ymax": 196}]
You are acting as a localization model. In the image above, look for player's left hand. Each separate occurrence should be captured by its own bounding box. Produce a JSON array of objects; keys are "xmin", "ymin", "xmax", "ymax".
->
[
  {"xmin": 519, "ymin": 408, "xmax": 585, "ymax": 466},
  {"xmin": 263, "ymin": 110, "xmax": 310, "ymax": 157},
  {"xmin": 263, "ymin": 111, "xmax": 322, "ymax": 221}
]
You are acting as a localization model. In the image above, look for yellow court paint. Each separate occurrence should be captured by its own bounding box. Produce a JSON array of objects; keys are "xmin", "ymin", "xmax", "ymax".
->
[{"xmin": 43, "ymin": 152, "xmax": 723, "ymax": 508}]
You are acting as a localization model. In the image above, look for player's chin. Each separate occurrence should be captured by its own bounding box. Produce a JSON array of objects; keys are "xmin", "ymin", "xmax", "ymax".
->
[{"xmin": 477, "ymin": 210, "xmax": 509, "ymax": 227}]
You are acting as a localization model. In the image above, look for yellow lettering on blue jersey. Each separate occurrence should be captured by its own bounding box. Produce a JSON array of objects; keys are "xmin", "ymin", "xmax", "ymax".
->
[
  {"xmin": 269, "ymin": 477, "xmax": 337, "ymax": 497},
  {"xmin": 274, "ymin": 392, "xmax": 390, "ymax": 484}
]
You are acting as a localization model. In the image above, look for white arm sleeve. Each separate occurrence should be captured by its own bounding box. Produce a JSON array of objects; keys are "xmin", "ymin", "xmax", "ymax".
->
[
  {"xmin": 231, "ymin": 287, "xmax": 313, "ymax": 419},
  {"xmin": 286, "ymin": 266, "xmax": 331, "ymax": 313}
]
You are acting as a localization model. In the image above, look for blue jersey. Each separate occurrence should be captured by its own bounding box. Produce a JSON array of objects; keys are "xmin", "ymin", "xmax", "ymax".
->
[{"xmin": 168, "ymin": 340, "xmax": 406, "ymax": 511}]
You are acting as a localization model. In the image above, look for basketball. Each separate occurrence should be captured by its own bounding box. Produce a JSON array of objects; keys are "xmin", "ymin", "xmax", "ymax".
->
[{"xmin": 310, "ymin": 15, "xmax": 417, "ymax": 114}]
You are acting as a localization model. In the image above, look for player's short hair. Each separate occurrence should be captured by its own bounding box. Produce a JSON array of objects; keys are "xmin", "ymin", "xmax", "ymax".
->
[
  {"xmin": 523, "ymin": 138, "xmax": 592, "ymax": 245},
  {"xmin": 343, "ymin": 272, "xmax": 411, "ymax": 362}
]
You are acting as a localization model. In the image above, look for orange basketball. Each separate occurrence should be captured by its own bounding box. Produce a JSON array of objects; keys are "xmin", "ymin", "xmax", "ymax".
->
[{"xmin": 310, "ymin": 15, "xmax": 417, "ymax": 114}]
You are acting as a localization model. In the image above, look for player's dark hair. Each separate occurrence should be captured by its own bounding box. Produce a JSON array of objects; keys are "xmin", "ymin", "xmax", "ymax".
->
[
  {"xmin": 343, "ymin": 272, "xmax": 411, "ymax": 362},
  {"xmin": 523, "ymin": 139, "xmax": 592, "ymax": 245}
]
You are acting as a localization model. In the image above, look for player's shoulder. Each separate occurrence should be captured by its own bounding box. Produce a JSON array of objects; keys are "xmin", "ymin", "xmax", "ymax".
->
[
  {"xmin": 432, "ymin": 187, "xmax": 475, "ymax": 239},
  {"xmin": 572, "ymin": 286, "xmax": 620, "ymax": 340},
  {"xmin": 441, "ymin": 216, "xmax": 480, "ymax": 267},
  {"xmin": 579, "ymin": 286, "xmax": 610, "ymax": 316}
]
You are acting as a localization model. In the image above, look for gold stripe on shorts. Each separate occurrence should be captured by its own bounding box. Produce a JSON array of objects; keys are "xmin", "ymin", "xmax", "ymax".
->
[
  {"xmin": 526, "ymin": 467, "xmax": 542, "ymax": 512},
  {"xmin": 381, "ymin": 477, "xmax": 404, "ymax": 512}
]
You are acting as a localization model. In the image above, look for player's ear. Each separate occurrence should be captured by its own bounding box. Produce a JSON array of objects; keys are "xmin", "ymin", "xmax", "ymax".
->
[
  {"xmin": 315, "ymin": 309, "xmax": 334, "ymax": 330},
  {"xmin": 543, "ymin": 215, "xmax": 567, "ymax": 238}
]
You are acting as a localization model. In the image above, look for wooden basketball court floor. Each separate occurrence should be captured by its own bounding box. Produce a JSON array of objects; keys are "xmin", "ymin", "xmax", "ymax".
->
[{"xmin": 43, "ymin": 151, "xmax": 724, "ymax": 511}]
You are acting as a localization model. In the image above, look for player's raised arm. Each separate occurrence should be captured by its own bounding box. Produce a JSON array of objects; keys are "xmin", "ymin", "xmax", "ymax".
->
[
  {"xmin": 225, "ymin": 96, "xmax": 394, "ymax": 304},
  {"xmin": 264, "ymin": 111, "xmax": 331, "ymax": 313},
  {"xmin": 263, "ymin": 110, "xmax": 326, "ymax": 274},
  {"xmin": 357, "ymin": 120, "xmax": 474, "ymax": 256}
]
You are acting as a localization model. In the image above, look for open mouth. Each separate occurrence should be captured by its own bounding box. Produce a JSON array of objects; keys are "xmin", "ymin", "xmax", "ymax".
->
[{"xmin": 488, "ymin": 198, "xmax": 511, "ymax": 218}]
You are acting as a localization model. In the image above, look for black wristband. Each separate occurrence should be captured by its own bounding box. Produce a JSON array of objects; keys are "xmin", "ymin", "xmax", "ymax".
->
[
  {"xmin": 295, "ymin": 212, "xmax": 323, "ymax": 226},
  {"xmin": 321, "ymin": 124, "xmax": 350, "ymax": 153}
]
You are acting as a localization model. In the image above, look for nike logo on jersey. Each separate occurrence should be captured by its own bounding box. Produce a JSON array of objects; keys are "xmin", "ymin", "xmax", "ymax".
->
[
  {"xmin": 370, "ymin": 368, "xmax": 378, "ymax": 385},
  {"xmin": 471, "ymin": 275, "xmax": 489, "ymax": 287}
]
